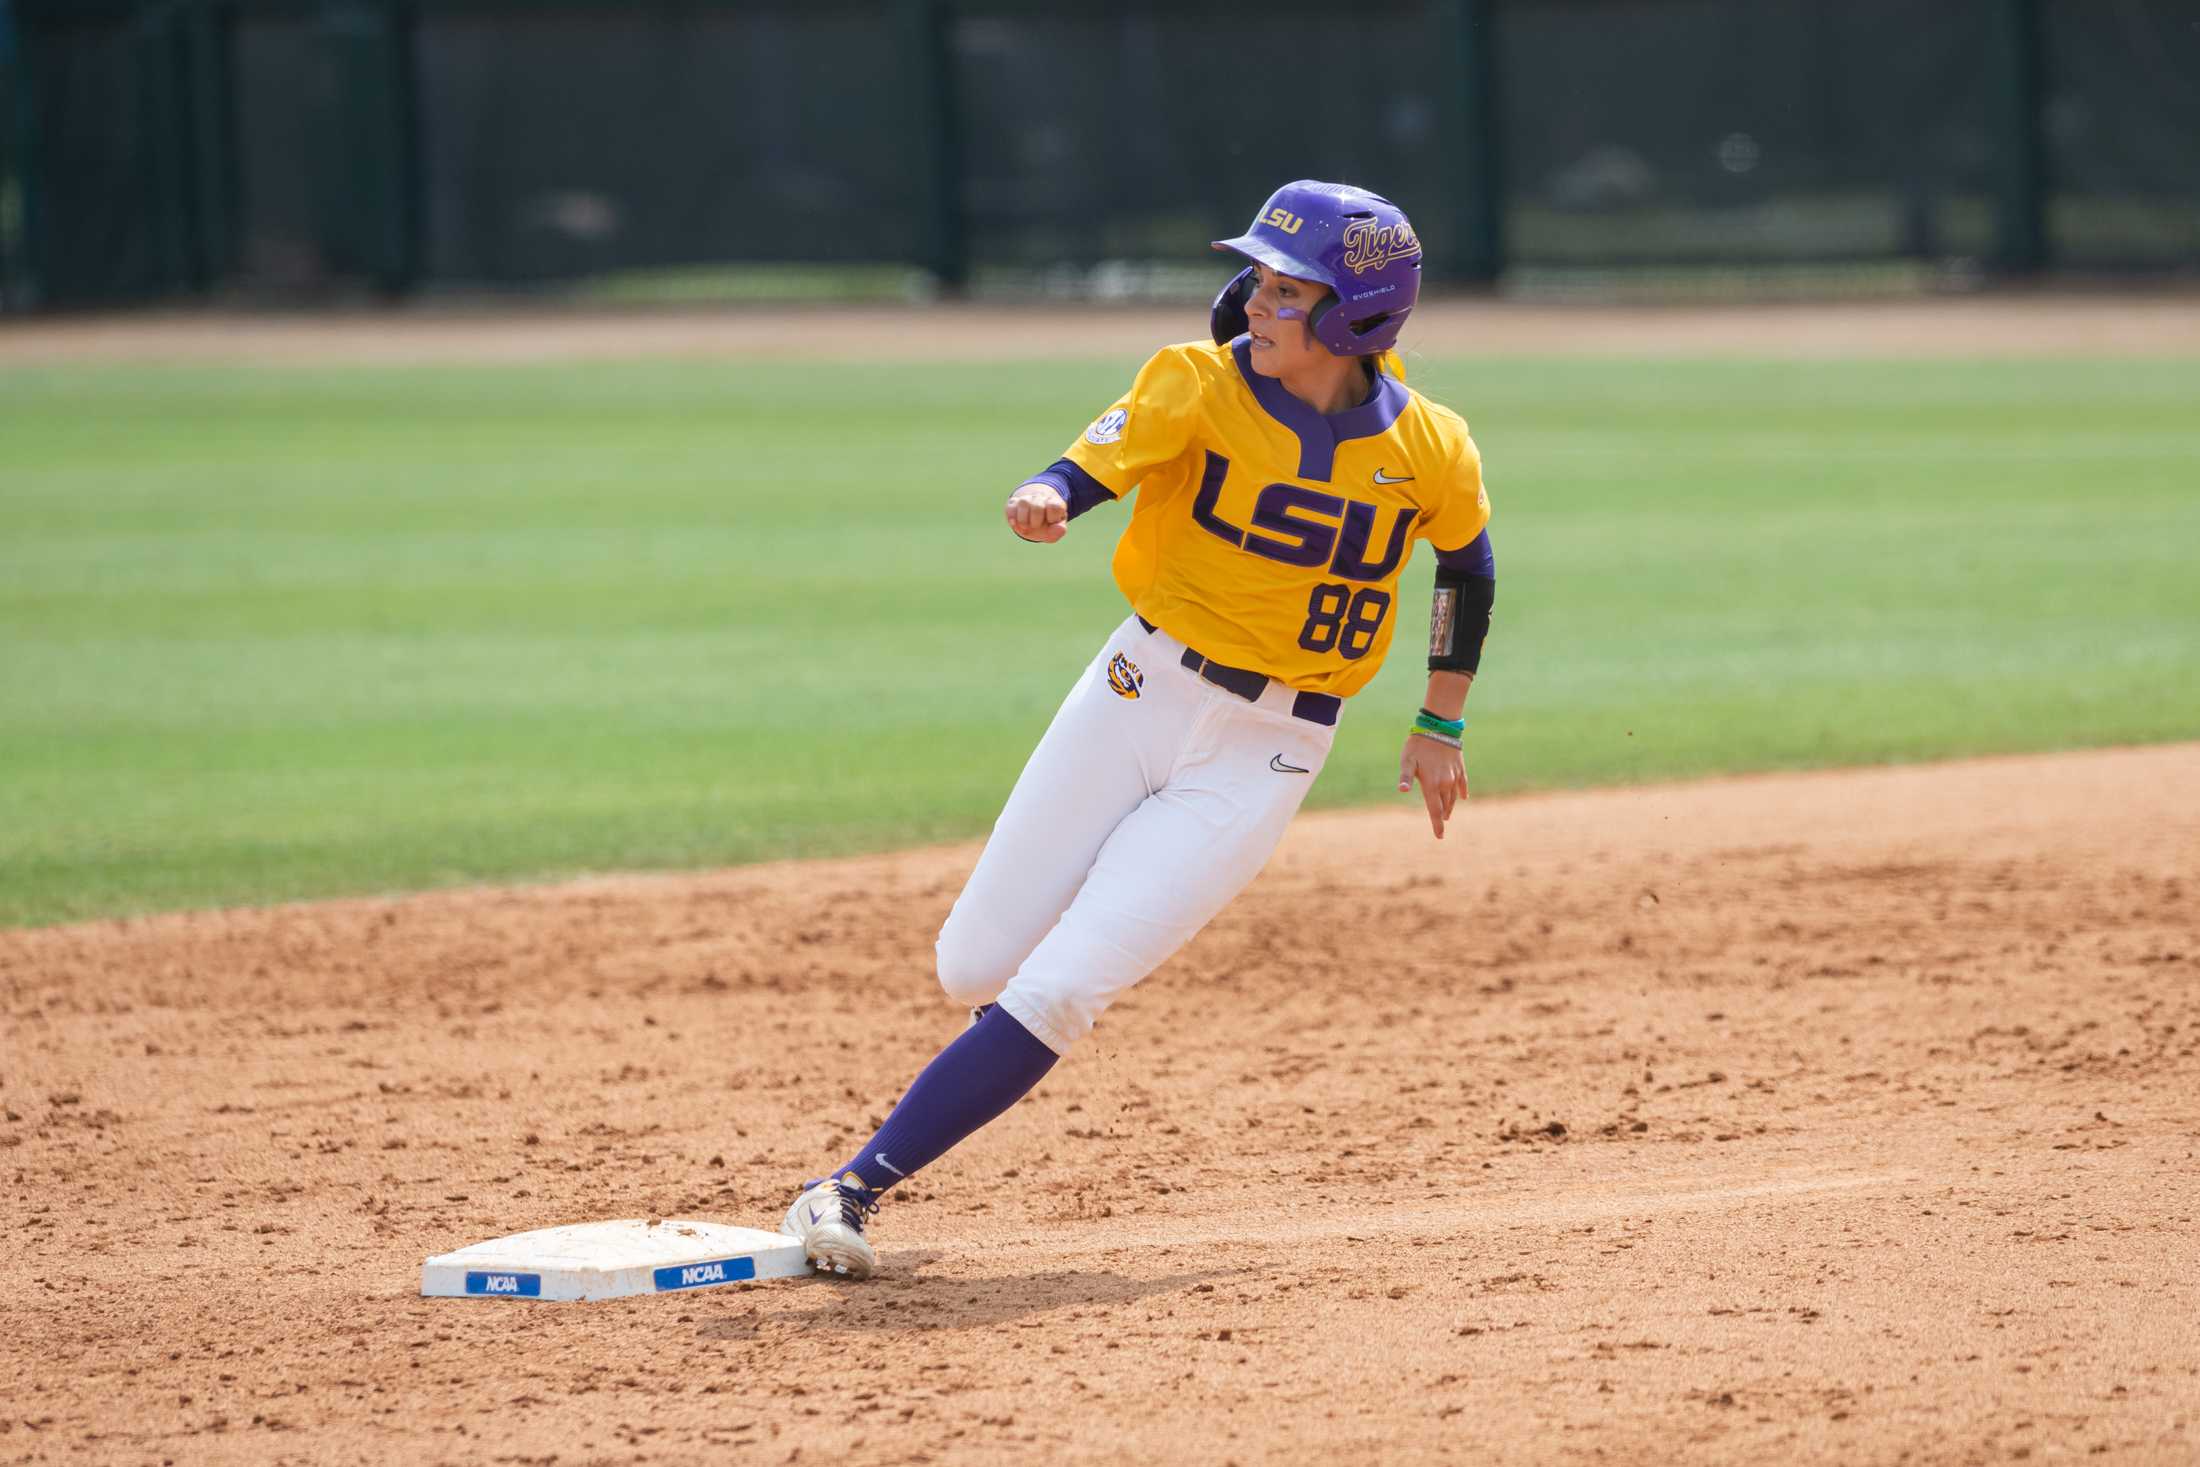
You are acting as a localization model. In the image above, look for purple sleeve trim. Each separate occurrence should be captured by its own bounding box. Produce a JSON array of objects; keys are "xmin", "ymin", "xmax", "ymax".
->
[
  {"xmin": 1031, "ymin": 458, "xmax": 1120, "ymax": 521},
  {"xmin": 1435, "ymin": 529, "xmax": 1494, "ymax": 578}
]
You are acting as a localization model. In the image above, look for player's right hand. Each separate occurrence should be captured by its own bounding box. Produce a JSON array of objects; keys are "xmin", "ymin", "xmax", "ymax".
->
[{"xmin": 1005, "ymin": 482, "xmax": 1069, "ymax": 543}]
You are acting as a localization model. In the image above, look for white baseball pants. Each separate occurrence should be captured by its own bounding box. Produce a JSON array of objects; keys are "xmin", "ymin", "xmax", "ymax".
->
[{"xmin": 936, "ymin": 616, "xmax": 1336, "ymax": 1054}]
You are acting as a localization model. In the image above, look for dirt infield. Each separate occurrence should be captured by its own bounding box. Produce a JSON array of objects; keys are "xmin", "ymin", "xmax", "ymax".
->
[
  {"xmin": 6, "ymin": 292, "xmax": 2200, "ymax": 366},
  {"xmin": 4, "ymin": 745, "xmax": 2196, "ymax": 1465}
]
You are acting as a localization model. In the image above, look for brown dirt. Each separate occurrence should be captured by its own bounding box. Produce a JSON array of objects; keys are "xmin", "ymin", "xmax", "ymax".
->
[
  {"xmin": 5, "ymin": 292, "xmax": 2200, "ymax": 366},
  {"xmin": 5, "ymin": 744, "xmax": 2198, "ymax": 1466}
]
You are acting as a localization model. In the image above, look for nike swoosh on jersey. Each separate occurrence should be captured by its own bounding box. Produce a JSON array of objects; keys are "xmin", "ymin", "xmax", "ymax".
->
[
  {"xmin": 1270, "ymin": 754, "xmax": 1311, "ymax": 774},
  {"xmin": 1372, "ymin": 468, "xmax": 1414, "ymax": 484}
]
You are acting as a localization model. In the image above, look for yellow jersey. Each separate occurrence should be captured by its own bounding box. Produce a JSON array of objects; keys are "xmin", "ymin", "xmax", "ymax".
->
[{"xmin": 1057, "ymin": 338, "xmax": 1490, "ymax": 699}]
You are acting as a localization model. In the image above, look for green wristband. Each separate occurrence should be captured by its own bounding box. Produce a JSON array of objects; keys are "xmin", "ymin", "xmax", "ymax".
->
[{"xmin": 1413, "ymin": 708, "xmax": 1466, "ymax": 739}]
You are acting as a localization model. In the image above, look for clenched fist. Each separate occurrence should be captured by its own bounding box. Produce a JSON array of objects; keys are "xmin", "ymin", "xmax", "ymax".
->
[{"xmin": 1005, "ymin": 482, "xmax": 1069, "ymax": 543}]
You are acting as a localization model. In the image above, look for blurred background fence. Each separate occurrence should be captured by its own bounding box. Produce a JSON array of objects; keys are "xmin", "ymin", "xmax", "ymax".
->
[{"xmin": 0, "ymin": 0, "xmax": 2194, "ymax": 311}]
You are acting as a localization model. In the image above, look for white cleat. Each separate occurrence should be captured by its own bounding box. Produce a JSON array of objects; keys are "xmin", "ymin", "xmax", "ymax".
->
[{"xmin": 779, "ymin": 1175, "xmax": 878, "ymax": 1281}]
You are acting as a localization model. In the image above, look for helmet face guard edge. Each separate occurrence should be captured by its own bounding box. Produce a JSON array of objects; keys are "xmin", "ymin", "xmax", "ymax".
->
[{"xmin": 1209, "ymin": 179, "xmax": 1423, "ymax": 356}]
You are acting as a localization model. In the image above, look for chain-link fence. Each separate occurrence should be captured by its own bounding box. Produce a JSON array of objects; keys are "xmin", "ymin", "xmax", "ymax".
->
[{"xmin": 4, "ymin": 0, "xmax": 2195, "ymax": 309}]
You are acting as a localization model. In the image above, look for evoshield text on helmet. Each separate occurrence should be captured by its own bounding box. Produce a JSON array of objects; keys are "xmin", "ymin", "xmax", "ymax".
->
[{"xmin": 1209, "ymin": 180, "xmax": 1422, "ymax": 356}]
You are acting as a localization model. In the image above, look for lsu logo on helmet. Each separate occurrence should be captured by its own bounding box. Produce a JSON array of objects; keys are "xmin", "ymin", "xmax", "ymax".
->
[
  {"xmin": 1106, "ymin": 652, "xmax": 1144, "ymax": 699},
  {"xmin": 1341, "ymin": 219, "xmax": 1420, "ymax": 275}
]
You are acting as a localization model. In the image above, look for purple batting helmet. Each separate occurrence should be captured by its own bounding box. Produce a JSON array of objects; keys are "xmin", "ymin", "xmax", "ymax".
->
[{"xmin": 1210, "ymin": 179, "xmax": 1423, "ymax": 356}]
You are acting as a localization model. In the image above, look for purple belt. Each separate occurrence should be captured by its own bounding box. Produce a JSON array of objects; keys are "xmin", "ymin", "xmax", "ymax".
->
[{"xmin": 1136, "ymin": 617, "xmax": 1340, "ymax": 727}]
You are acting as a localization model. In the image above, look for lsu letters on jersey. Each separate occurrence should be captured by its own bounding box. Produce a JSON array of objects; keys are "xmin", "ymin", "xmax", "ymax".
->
[{"xmin": 1059, "ymin": 337, "xmax": 1491, "ymax": 699}]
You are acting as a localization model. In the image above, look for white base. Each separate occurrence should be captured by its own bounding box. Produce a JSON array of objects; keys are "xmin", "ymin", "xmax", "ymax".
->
[{"xmin": 422, "ymin": 1218, "xmax": 810, "ymax": 1301}]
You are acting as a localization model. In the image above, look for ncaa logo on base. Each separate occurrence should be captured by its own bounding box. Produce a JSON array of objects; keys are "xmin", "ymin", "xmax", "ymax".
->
[
  {"xmin": 651, "ymin": 1255, "xmax": 757, "ymax": 1291},
  {"xmin": 1106, "ymin": 653, "xmax": 1144, "ymax": 700},
  {"xmin": 1085, "ymin": 408, "xmax": 1128, "ymax": 445}
]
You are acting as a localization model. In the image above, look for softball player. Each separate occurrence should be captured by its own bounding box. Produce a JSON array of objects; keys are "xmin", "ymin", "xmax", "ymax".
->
[{"xmin": 782, "ymin": 180, "xmax": 1496, "ymax": 1277}]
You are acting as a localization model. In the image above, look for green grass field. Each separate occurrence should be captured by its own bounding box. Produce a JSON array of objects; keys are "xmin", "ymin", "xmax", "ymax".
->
[{"xmin": 3, "ymin": 354, "xmax": 2195, "ymax": 928}]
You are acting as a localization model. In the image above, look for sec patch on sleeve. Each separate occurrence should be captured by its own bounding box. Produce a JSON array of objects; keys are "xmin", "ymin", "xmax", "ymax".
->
[{"xmin": 1084, "ymin": 409, "xmax": 1128, "ymax": 445}]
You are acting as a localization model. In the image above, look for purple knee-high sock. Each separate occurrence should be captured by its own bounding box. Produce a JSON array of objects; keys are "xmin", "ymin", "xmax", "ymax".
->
[{"xmin": 834, "ymin": 1006, "xmax": 1058, "ymax": 1194}]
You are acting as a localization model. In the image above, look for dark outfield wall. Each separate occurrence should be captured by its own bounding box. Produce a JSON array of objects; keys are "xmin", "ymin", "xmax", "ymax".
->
[{"xmin": 5, "ymin": 0, "xmax": 2195, "ymax": 309}]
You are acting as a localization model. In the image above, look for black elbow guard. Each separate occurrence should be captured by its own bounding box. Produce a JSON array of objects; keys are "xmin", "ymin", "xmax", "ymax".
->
[{"xmin": 1428, "ymin": 570, "xmax": 1494, "ymax": 674}]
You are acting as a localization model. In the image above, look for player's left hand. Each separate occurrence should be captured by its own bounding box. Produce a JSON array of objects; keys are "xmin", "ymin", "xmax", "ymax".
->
[{"xmin": 1398, "ymin": 734, "xmax": 1468, "ymax": 839}]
